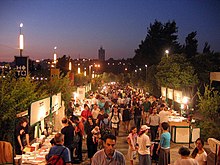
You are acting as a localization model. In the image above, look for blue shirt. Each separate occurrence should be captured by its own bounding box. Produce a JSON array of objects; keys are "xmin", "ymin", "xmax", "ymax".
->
[
  {"xmin": 46, "ymin": 144, "xmax": 71, "ymax": 163},
  {"xmin": 160, "ymin": 132, "xmax": 170, "ymax": 149}
]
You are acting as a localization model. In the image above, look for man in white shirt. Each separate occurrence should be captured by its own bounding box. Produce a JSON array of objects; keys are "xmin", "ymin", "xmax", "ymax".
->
[
  {"xmin": 159, "ymin": 104, "xmax": 171, "ymax": 124},
  {"xmin": 91, "ymin": 104, "xmax": 100, "ymax": 121},
  {"xmin": 159, "ymin": 104, "xmax": 171, "ymax": 137}
]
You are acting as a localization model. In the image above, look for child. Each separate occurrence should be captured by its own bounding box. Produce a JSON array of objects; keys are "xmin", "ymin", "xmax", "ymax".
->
[{"xmin": 91, "ymin": 126, "xmax": 101, "ymax": 143}]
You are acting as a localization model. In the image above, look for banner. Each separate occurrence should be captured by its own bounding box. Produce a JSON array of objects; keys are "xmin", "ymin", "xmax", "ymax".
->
[
  {"xmin": 51, "ymin": 93, "xmax": 62, "ymax": 113},
  {"xmin": 161, "ymin": 87, "xmax": 166, "ymax": 97},
  {"xmin": 30, "ymin": 97, "xmax": 50, "ymax": 125},
  {"xmin": 14, "ymin": 56, "xmax": 29, "ymax": 77}
]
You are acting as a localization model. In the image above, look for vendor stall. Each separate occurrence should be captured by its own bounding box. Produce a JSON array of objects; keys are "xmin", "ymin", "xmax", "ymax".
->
[
  {"xmin": 168, "ymin": 116, "xmax": 200, "ymax": 143},
  {"xmin": 14, "ymin": 134, "xmax": 55, "ymax": 164}
]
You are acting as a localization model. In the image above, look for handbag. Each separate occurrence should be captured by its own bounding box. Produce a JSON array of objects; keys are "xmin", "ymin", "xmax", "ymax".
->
[
  {"xmin": 71, "ymin": 131, "xmax": 80, "ymax": 149},
  {"xmin": 73, "ymin": 133, "xmax": 80, "ymax": 143}
]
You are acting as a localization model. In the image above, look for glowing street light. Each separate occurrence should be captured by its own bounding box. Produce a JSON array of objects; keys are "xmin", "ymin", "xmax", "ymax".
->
[
  {"xmin": 78, "ymin": 64, "xmax": 81, "ymax": 74},
  {"xmin": 89, "ymin": 65, "xmax": 93, "ymax": 78},
  {"xmin": 145, "ymin": 65, "xmax": 148, "ymax": 82},
  {"xmin": 69, "ymin": 61, "xmax": 72, "ymax": 71},
  {"xmin": 19, "ymin": 23, "xmax": 24, "ymax": 56},
  {"xmin": 53, "ymin": 47, "xmax": 57, "ymax": 68},
  {"xmin": 165, "ymin": 50, "xmax": 169, "ymax": 58}
]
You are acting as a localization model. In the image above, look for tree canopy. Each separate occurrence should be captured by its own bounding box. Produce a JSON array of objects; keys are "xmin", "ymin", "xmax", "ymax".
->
[
  {"xmin": 133, "ymin": 20, "xmax": 182, "ymax": 66},
  {"xmin": 156, "ymin": 54, "xmax": 198, "ymax": 89},
  {"xmin": 184, "ymin": 31, "xmax": 198, "ymax": 58},
  {"xmin": 197, "ymin": 85, "xmax": 220, "ymax": 140}
]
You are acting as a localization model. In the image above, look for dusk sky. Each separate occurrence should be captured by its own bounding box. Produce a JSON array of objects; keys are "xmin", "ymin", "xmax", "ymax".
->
[{"xmin": 0, "ymin": 0, "xmax": 220, "ymax": 62}]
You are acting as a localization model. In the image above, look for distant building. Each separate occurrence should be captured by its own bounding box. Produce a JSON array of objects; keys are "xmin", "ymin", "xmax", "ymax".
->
[{"xmin": 98, "ymin": 46, "xmax": 105, "ymax": 61}]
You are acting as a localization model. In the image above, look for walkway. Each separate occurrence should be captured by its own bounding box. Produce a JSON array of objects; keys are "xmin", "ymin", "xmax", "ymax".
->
[{"xmin": 79, "ymin": 123, "xmax": 215, "ymax": 165}]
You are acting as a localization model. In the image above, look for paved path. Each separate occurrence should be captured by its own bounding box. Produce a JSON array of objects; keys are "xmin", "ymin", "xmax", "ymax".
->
[{"xmin": 78, "ymin": 123, "xmax": 215, "ymax": 165}]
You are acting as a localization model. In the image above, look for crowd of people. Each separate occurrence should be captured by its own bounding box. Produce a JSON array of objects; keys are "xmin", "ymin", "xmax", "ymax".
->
[{"xmin": 43, "ymin": 83, "xmax": 208, "ymax": 164}]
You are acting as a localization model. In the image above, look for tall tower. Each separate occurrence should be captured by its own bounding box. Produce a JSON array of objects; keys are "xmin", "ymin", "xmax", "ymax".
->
[
  {"xmin": 98, "ymin": 46, "xmax": 105, "ymax": 61},
  {"xmin": 15, "ymin": 22, "xmax": 29, "ymax": 78}
]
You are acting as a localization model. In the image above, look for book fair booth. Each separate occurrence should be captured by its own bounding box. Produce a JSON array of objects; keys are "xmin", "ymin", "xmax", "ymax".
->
[
  {"xmin": 161, "ymin": 87, "xmax": 200, "ymax": 144},
  {"xmin": 14, "ymin": 84, "xmax": 90, "ymax": 164},
  {"xmin": 14, "ymin": 93, "xmax": 64, "ymax": 164}
]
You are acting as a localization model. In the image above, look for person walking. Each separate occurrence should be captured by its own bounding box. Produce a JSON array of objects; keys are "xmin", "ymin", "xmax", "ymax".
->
[
  {"xmin": 91, "ymin": 104, "xmax": 100, "ymax": 123},
  {"xmin": 122, "ymin": 104, "xmax": 131, "ymax": 133},
  {"xmin": 133, "ymin": 103, "xmax": 142, "ymax": 132},
  {"xmin": 81, "ymin": 104, "xmax": 92, "ymax": 124},
  {"xmin": 137, "ymin": 125, "xmax": 151, "ymax": 165},
  {"xmin": 46, "ymin": 133, "xmax": 72, "ymax": 165},
  {"xmin": 141, "ymin": 97, "xmax": 151, "ymax": 124},
  {"xmin": 103, "ymin": 101, "xmax": 111, "ymax": 114},
  {"xmin": 158, "ymin": 104, "xmax": 171, "ymax": 137},
  {"xmin": 156, "ymin": 122, "xmax": 171, "ymax": 165},
  {"xmin": 84, "ymin": 116, "xmax": 98, "ymax": 164},
  {"xmin": 109, "ymin": 104, "xmax": 122, "ymax": 136},
  {"xmin": 91, "ymin": 134, "xmax": 126, "ymax": 165},
  {"xmin": 148, "ymin": 108, "xmax": 160, "ymax": 142},
  {"xmin": 71, "ymin": 115, "xmax": 84, "ymax": 163},
  {"xmin": 127, "ymin": 126, "xmax": 137, "ymax": 165},
  {"xmin": 61, "ymin": 117, "xmax": 74, "ymax": 162}
]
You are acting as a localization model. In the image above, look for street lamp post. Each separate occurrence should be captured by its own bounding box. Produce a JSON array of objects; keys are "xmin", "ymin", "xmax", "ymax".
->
[
  {"xmin": 69, "ymin": 61, "xmax": 72, "ymax": 71},
  {"xmin": 53, "ymin": 47, "xmax": 57, "ymax": 68},
  {"xmin": 165, "ymin": 50, "xmax": 169, "ymax": 58},
  {"xmin": 145, "ymin": 65, "xmax": 148, "ymax": 82},
  {"xmin": 19, "ymin": 23, "xmax": 24, "ymax": 56},
  {"xmin": 89, "ymin": 65, "xmax": 92, "ymax": 78},
  {"xmin": 165, "ymin": 50, "xmax": 169, "ymax": 102}
]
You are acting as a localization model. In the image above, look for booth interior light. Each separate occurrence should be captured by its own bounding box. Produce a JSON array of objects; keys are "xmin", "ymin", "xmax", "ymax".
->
[{"xmin": 182, "ymin": 96, "xmax": 189, "ymax": 104}]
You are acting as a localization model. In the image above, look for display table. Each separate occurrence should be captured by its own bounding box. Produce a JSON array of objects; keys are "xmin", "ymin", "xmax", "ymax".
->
[
  {"xmin": 14, "ymin": 134, "xmax": 54, "ymax": 164},
  {"xmin": 169, "ymin": 121, "xmax": 200, "ymax": 143}
]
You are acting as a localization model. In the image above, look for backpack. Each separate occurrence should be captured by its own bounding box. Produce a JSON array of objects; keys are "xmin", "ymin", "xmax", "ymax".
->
[
  {"xmin": 100, "ymin": 119, "xmax": 111, "ymax": 139},
  {"xmin": 46, "ymin": 147, "xmax": 65, "ymax": 165},
  {"xmin": 100, "ymin": 118, "xmax": 109, "ymax": 130},
  {"xmin": 110, "ymin": 111, "xmax": 120, "ymax": 129}
]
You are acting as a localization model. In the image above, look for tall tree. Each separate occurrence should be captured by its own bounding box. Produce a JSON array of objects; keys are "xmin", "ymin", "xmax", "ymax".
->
[
  {"xmin": 0, "ymin": 72, "xmax": 46, "ymax": 142},
  {"xmin": 134, "ymin": 20, "xmax": 182, "ymax": 66},
  {"xmin": 184, "ymin": 31, "xmax": 198, "ymax": 58},
  {"xmin": 156, "ymin": 54, "xmax": 198, "ymax": 89},
  {"xmin": 202, "ymin": 42, "xmax": 213, "ymax": 54}
]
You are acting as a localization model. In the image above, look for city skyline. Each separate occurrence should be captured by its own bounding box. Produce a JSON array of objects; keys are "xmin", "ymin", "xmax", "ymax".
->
[{"xmin": 0, "ymin": 0, "xmax": 220, "ymax": 62}]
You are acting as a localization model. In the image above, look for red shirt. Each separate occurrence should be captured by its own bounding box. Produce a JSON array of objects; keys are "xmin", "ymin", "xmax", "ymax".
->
[
  {"xmin": 75, "ymin": 121, "xmax": 84, "ymax": 136},
  {"xmin": 81, "ymin": 109, "xmax": 92, "ymax": 122}
]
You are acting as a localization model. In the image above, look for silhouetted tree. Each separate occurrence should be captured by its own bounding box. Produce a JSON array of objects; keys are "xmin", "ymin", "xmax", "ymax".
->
[
  {"xmin": 202, "ymin": 42, "xmax": 213, "ymax": 54},
  {"xmin": 134, "ymin": 20, "xmax": 182, "ymax": 66},
  {"xmin": 190, "ymin": 52, "xmax": 220, "ymax": 85},
  {"xmin": 184, "ymin": 31, "xmax": 198, "ymax": 58},
  {"xmin": 57, "ymin": 55, "xmax": 70, "ymax": 76}
]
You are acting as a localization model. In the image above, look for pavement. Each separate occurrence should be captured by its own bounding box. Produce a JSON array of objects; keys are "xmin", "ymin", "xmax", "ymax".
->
[{"xmin": 77, "ymin": 123, "xmax": 216, "ymax": 165}]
